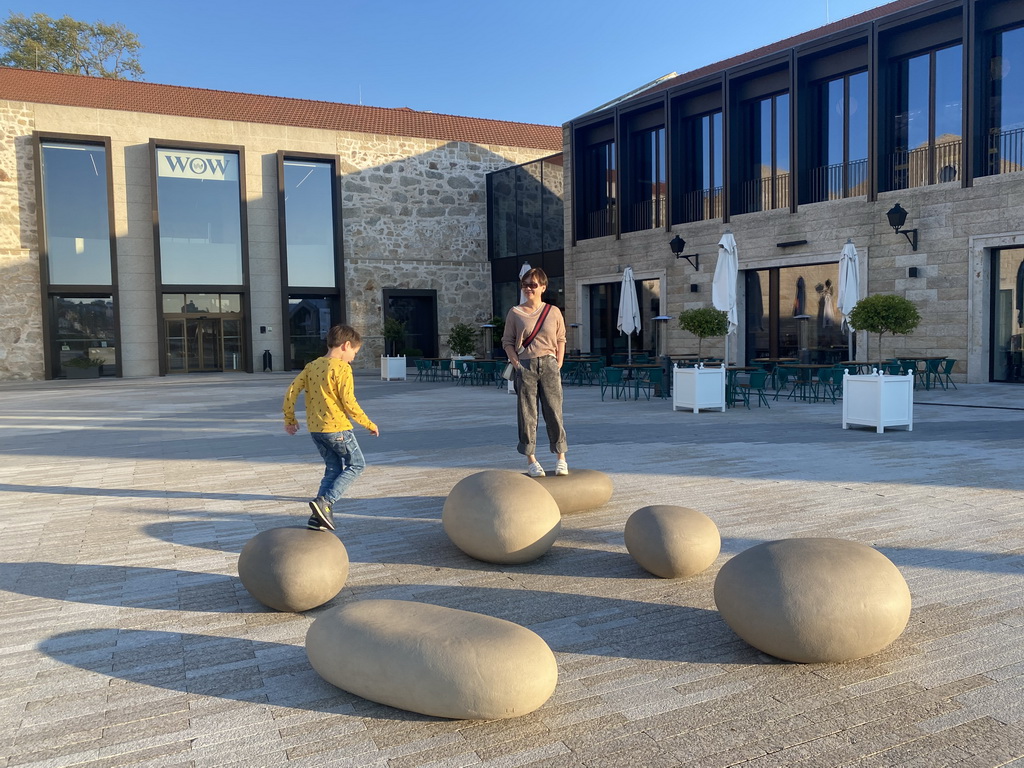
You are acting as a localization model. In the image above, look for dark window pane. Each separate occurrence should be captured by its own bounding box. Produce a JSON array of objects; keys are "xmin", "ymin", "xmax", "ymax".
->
[
  {"xmin": 541, "ymin": 157, "xmax": 564, "ymax": 253},
  {"xmin": 516, "ymin": 165, "xmax": 542, "ymax": 256},
  {"xmin": 40, "ymin": 143, "xmax": 112, "ymax": 285},
  {"xmin": 53, "ymin": 296, "xmax": 117, "ymax": 376}
]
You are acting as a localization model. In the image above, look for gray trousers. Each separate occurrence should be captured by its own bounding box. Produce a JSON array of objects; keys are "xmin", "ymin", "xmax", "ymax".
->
[{"xmin": 516, "ymin": 355, "xmax": 568, "ymax": 457}]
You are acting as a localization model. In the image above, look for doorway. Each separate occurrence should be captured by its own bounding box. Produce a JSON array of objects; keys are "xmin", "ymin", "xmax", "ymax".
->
[
  {"xmin": 991, "ymin": 246, "xmax": 1024, "ymax": 382},
  {"xmin": 164, "ymin": 316, "xmax": 243, "ymax": 373},
  {"xmin": 383, "ymin": 289, "xmax": 438, "ymax": 358}
]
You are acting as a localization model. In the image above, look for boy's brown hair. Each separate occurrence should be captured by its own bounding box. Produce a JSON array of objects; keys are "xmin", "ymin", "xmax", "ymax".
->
[{"xmin": 326, "ymin": 324, "xmax": 362, "ymax": 349}]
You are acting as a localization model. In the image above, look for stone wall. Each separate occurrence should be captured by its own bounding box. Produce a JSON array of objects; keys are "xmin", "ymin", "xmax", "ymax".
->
[
  {"xmin": 0, "ymin": 103, "xmax": 43, "ymax": 380},
  {"xmin": 0, "ymin": 100, "xmax": 552, "ymax": 379}
]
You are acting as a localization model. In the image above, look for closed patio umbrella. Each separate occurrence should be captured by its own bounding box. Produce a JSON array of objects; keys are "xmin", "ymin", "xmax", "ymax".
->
[
  {"xmin": 712, "ymin": 232, "xmax": 739, "ymax": 364},
  {"xmin": 837, "ymin": 240, "xmax": 860, "ymax": 361},
  {"xmin": 617, "ymin": 266, "xmax": 641, "ymax": 365},
  {"xmin": 518, "ymin": 261, "xmax": 532, "ymax": 304}
]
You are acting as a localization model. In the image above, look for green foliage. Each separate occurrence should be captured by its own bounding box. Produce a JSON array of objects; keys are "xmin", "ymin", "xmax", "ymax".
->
[
  {"xmin": 487, "ymin": 316, "xmax": 505, "ymax": 347},
  {"xmin": 847, "ymin": 294, "xmax": 922, "ymax": 363},
  {"xmin": 64, "ymin": 355, "xmax": 103, "ymax": 368},
  {"xmin": 382, "ymin": 316, "xmax": 406, "ymax": 355},
  {"xmin": 0, "ymin": 12, "xmax": 143, "ymax": 79},
  {"xmin": 447, "ymin": 322, "xmax": 478, "ymax": 356},
  {"xmin": 677, "ymin": 308, "xmax": 729, "ymax": 357}
]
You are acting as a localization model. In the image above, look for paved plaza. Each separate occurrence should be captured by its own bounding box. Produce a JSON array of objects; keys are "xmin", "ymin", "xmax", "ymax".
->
[{"xmin": 2, "ymin": 370, "xmax": 1024, "ymax": 768}]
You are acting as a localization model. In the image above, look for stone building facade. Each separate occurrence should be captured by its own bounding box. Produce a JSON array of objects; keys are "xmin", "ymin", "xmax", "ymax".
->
[
  {"xmin": 0, "ymin": 69, "xmax": 561, "ymax": 380},
  {"xmin": 563, "ymin": 0, "xmax": 1024, "ymax": 384}
]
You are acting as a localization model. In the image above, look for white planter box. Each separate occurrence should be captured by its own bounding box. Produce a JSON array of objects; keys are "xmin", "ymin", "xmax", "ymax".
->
[
  {"xmin": 672, "ymin": 364, "xmax": 726, "ymax": 413},
  {"xmin": 842, "ymin": 371, "xmax": 913, "ymax": 433},
  {"xmin": 380, "ymin": 356, "xmax": 407, "ymax": 381}
]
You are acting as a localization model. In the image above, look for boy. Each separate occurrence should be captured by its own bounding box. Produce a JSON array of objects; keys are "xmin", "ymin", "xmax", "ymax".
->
[{"xmin": 283, "ymin": 324, "xmax": 379, "ymax": 531}]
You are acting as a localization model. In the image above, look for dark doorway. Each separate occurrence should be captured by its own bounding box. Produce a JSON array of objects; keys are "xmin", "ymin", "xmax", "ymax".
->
[{"xmin": 384, "ymin": 289, "xmax": 438, "ymax": 358}]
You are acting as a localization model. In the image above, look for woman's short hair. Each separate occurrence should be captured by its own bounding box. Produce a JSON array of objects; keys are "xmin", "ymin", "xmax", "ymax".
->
[{"xmin": 521, "ymin": 268, "xmax": 548, "ymax": 287}]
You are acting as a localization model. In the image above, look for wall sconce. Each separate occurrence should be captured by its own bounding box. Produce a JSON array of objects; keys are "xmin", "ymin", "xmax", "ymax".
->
[
  {"xmin": 886, "ymin": 203, "xmax": 918, "ymax": 251},
  {"xmin": 669, "ymin": 235, "xmax": 699, "ymax": 270}
]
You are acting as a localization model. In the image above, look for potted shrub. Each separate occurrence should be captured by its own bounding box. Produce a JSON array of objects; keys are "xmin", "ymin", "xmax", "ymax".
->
[
  {"xmin": 447, "ymin": 322, "xmax": 478, "ymax": 358},
  {"xmin": 846, "ymin": 294, "xmax": 921, "ymax": 364},
  {"xmin": 383, "ymin": 316, "xmax": 407, "ymax": 357},
  {"xmin": 677, "ymin": 307, "xmax": 729, "ymax": 359},
  {"xmin": 64, "ymin": 356, "xmax": 103, "ymax": 379}
]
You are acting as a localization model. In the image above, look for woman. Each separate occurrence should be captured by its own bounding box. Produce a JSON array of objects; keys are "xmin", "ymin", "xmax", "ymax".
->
[{"xmin": 501, "ymin": 268, "xmax": 569, "ymax": 477}]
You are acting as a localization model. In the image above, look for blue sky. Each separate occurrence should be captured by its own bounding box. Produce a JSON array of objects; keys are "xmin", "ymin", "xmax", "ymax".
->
[{"xmin": 6, "ymin": 0, "xmax": 893, "ymax": 125}]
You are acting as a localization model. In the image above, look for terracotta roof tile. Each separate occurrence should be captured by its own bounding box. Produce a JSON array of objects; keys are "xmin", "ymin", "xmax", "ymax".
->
[{"xmin": 0, "ymin": 68, "xmax": 563, "ymax": 151}]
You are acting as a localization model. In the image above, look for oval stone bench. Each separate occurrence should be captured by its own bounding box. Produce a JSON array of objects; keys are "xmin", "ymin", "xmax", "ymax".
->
[
  {"xmin": 529, "ymin": 469, "xmax": 613, "ymax": 514},
  {"xmin": 714, "ymin": 538, "xmax": 911, "ymax": 663},
  {"xmin": 443, "ymin": 470, "xmax": 560, "ymax": 564},
  {"xmin": 237, "ymin": 527, "xmax": 349, "ymax": 612},
  {"xmin": 306, "ymin": 599, "xmax": 558, "ymax": 719},
  {"xmin": 624, "ymin": 505, "xmax": 720, "ymax": 578}
]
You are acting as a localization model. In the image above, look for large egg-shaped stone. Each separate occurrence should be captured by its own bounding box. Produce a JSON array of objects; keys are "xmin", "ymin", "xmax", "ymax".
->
[
  {"xmin": 442, "ymin": 470, "xmax": 560, "ymax": 564},
  {"xmin": 624, "ymin": 505, "xmax": 720, "ymax": 578},
  {"xmin": 237, "ymin": 527, "xmax": 348, "ymax": 612},
  {"xmin": 306, "ymin": 599, "xmax": 558, "ymax": 719},
  {"xmin": 529, "ymin": 469, "xmax": 613, "ymax": 514},
  {"xmin": 714, "ymin": 538, "xmax": 911, "ymax": 663}
]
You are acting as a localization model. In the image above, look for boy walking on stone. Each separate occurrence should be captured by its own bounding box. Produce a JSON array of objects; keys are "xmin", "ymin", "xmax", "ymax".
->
[{"xmin": 283, "ymin": 324, "xmax": 379, "ymax": 531}]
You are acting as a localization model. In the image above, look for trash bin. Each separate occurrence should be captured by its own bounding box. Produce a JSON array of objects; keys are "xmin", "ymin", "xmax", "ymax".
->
[{"xmin": 263, "ymin": 349, "xmax": 273, "ymax": 372}]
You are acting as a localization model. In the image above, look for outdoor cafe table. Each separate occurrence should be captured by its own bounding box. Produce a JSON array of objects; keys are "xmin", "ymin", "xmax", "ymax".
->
[{"xmin": 752, "ymin": 357, "xmax": 797, "ymax": 387}]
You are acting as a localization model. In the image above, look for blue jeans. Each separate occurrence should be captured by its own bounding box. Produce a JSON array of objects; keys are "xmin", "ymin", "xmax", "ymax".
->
[{"xmin": 310, "ymin": 431, "xmax": 365, "ymax": 506}]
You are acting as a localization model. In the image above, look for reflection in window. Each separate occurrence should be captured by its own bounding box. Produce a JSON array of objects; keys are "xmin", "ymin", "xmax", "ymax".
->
[
  {"xmin": 991, "ymin": 248, "xmax": 1024, "ymax": 382},
  {"xmin": 283, "ymin": 160, "xmax": 337, "ymax": 287},
  {"xmin": 155, "ymin": 147, "xmax": 243, "ymax": 284},
  {"xmin": 986, "ymin": 25, "xmax": 1024, "ymax": 176},
  {"xmin": 624, "ymin": 125, "xmax": 666, "ymax": 232},
  {"xmin": 53, "ymin": 296, "xmax": 117, "ymax": 376},
  {"xmin": 579, "ymin": 140, "xmax": 616, "ymax": 239},
  {"xmin": 40, "ymin": 143, "xmax": 112, "ymax": 285},
  {"xmin": 810, "ymin": 71, "xmax": 868, "ymax": 201},
  {"xmin": 741, "ymin": 93, "xmax": 790, "ymax": 213},
  {"xmin": 162, "ymin": 292, "xmax": 243, "ymax": 374},
  {"xmin": 889, "ymin": 44, "xmax": 963, "ymax": 189},
  {"xmin": 288, "ymin": 296, "xmax": 338, "ymax": 369}
]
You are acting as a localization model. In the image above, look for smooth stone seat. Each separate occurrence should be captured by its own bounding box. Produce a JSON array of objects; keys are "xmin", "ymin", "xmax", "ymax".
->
[
  {"xmin": 306, "ymin": 599, "xmax": 558, "ymax": 719},
  {"xmin": 714, "ymin": 538, "xmax": 911, "ymax": 663},
  {"xmin": 529, "ymin": 469, "xmax": 613, "ymax": 514},
  {"xmin": 237, "ymin": 527, "xmax": 349, "ymax": 612},
  {"xmin": 624, "ymin": 505, "xmax": 720, "ymax": 578},
  {"xmin": 442, "ymin": 470, "xmax": 560, "ymax": 564}
]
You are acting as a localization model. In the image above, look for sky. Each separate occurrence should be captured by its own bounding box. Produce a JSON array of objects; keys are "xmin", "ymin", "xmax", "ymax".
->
[{"xmin": 5, "ymin": 0, "xmax": 896, "ymax": 126}]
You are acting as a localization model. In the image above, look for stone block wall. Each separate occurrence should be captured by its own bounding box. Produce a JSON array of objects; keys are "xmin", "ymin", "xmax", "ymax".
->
[{"xmin": 0, "ymin": 99, "xmax": 551, "ymax": 380}]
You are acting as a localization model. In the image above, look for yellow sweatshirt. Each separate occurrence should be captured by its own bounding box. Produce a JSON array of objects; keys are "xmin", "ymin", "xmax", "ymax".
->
[{"xmin": 282, "ymin": 357, "xmax": 377, "ymax": 434}]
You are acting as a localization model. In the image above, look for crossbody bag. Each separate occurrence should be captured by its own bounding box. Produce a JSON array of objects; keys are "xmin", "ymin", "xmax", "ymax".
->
[{"xmin": 502, "ymin": 303, "xmax": 553, "ymax": 380}]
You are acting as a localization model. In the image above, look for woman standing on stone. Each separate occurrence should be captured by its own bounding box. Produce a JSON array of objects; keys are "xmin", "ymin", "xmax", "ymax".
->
[{"xmin": 502, "ymin": 268, "xmax": 569, "ymax": 477}]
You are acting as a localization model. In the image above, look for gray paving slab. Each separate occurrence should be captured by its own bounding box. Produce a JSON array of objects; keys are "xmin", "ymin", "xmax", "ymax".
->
[{"xmin": 1, "ymin": 373, "xmax": 1024, "ymax": 767}]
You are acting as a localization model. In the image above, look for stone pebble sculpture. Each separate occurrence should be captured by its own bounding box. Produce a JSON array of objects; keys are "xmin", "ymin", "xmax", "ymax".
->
[
  {"xmin": 237, "ymin": 527, "xmax": 349, "ymax": 612},
  {"xmin": 624, "ymin": 504, "xmax": 721, "ymax": 579}
]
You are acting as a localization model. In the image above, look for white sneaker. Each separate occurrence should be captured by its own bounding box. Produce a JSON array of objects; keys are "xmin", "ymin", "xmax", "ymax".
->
[
  {"xmin": 554, "ymin": 460, "xmax": 569, "ymax": 476},
  {"xmin": 527, "ymin": 461, "xmax": 546, "ymax": 477}
]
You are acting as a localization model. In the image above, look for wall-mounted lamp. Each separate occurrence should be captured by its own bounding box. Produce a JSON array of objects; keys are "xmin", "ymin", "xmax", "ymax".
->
[
  {"xmin": 669, "ymin": 235, "xmax": 699, "ymax": 270},
  {"xmin": 886, "ymin": 203, "xmax": 918, "ymax": 251}
]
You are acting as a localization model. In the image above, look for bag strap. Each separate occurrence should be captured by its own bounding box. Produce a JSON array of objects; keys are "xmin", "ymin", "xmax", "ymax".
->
[{"xmin": 522, "ymin": 303, "xmax": 553, "ymax": 349}]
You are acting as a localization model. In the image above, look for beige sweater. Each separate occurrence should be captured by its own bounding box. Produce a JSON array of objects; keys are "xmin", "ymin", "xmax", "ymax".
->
[{"xmin": 501, "ymin": 303, "xmax": 567, "ymax": 360}]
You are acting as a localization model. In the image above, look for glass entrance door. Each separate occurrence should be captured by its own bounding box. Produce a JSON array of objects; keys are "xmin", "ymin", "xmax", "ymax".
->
[
  {"xmin": 162, "ymin": 293, "xmax": 244, "ymax": 374},
  {"xmin": 991, "ymin": 247, "xmax": 1024, "ymax": 382}
]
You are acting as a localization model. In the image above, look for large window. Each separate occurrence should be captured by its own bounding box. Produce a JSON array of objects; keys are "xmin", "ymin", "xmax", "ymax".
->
[
  {"xmin": 676, "ymin": 111, "xmax": 723, "ymax": 223},
  {"xmin": 282, "ymin": 159, "xmax": 338, "ymax": 287},
  {"xmin": 155, "ymin": 146, "xmax": 244, "ymax": 285},
  {"xmin": 985, "ymin": 25, "xmax": 1024, "ymax": 176},
  {"xmin": 741, "ymin": 93, "xmax": 790, "ymax": 213},
  {"xmin": 575, "ymin": 122, "xmax": 616, "ymax": 240},
  {"xmin": 623, "ymin": 113, "xmax": 666, "ymax": 232},
  {"xmin": 887, "ymin": 44, "xmax": 963, "ymax": 189},
  {"xmin": 52, "ymin": 296, "xmax": 117, "ymax": 377},
  {"xmin": 810, "ymin": 71, "xmax": 868, "ymax": 201}
]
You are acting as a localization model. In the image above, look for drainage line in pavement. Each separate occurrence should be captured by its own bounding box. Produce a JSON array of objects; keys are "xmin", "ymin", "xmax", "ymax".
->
[{"xmin": 914, "ymin": 402, "xmax": 1024, "ymax": 411}]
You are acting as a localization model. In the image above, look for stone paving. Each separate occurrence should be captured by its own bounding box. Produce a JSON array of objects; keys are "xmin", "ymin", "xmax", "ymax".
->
[{"xmin": 1, "ymin": 371, "xmax": 1024, "ymax": 768}]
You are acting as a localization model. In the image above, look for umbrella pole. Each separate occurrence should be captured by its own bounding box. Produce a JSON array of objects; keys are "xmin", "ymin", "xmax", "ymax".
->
[
  {"xmin": 847, "ymin": 327, "xmax": 853, "ymax": 362},
  {"xmin": 627, "ymin": 334, "xmax": 632, "ymax": 365}
]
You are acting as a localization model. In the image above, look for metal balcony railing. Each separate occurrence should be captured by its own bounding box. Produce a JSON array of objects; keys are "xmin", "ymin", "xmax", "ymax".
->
[
  {"xmin": 808, "ymin": 159, "xmax": 868, "ymax": 202},
  {"xmin": 679, "ymin": 187, "xmax": 723, "ymax": 223},
  {"xmin": 988, "ymin": 126, "xmax": 1024, "ymax": 176},
  {"xmin": 582, "ymin": 205, "xmax": 616, "ymax": 240},
  {"xmin": 887, "ymin": 140, "xmax": 961, "ymax": 190},
  {"xmin": 739, "ymin": 174, "xmax": 790, "ymax": 214},
  {"xmin": 624, "ymin": 196, "xmax": 666, "ymax": 232}
]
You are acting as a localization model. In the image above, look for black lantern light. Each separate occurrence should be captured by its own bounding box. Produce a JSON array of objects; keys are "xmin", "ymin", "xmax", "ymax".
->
[
  {"xmin": 669, "ymin": 235, "xmax": 699, "ymax": 270},
  {"xmin": 886, "ymin": 203, "xmax": 918, "ymax": 251}
]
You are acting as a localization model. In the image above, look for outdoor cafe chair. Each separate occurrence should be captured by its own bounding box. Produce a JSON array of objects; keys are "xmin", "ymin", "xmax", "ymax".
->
[
  {"xmin": 636, "ymin": 367, "xmax": 666, "ymax": 400},
  {"xmin": 815, "ymin": 368, "xmax": 839, "ymax": 404},
  {"xmin": 600, "ymin": 367, "xmax": 629, "ymax": 401},
  {"xmin": 934, "ymin": 358, "xmax": 957, "ymax": 390},
  {"xmin": 772, "ymin": 367, "xmax": 793, "ymax": 401},
  {"xmin": 414, "ymin": 359, "xmax": 432, "ymax": 382},
  {"xmin": 578, "ymin": 359, "xmax": 602, "ymax": 386},
  {"xmin": 452, "ymin": 359, "xmax": 471, "ymax": 385},
  {"xmin": 611, "ymin": 353, "xmax": 628, "ymax": 365},
  {"xmin": 733, "ymin": 370, "xmax": 771, "ymax": 409},
  {"xmin": 434, "ymin": 359, "xmax": 453, "ymax": 381}
]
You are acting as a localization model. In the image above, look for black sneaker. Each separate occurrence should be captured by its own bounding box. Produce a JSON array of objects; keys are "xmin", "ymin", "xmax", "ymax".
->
[
  {"xmin": 308, "ymin": 497, "xmax": 335, "ymax": 531},
  {"xmin": 306, "ymin": 513, "xmax": 328, "ymax": 531}
]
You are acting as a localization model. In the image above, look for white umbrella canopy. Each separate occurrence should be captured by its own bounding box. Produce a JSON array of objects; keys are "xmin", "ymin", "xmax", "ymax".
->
[
  {"xmin": 518, "ymin": 262, "xmax": 532, "ymax": 304},
  {"xmin": 837, "ymin": 240, "xmax": 860, "ymax": 360},
  {"xmin": 617, "ymin": 266, "xmax": 641, "ymax": 364},
  {"xmin": 712, "ymin": 232, "xmax": 739, "ymax": 364}
]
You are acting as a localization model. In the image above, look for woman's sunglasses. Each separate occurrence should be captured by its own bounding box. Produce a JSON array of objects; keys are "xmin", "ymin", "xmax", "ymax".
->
[{"xmin": 521, "ymin": 282, "xmax": 540, "ymax": 289}]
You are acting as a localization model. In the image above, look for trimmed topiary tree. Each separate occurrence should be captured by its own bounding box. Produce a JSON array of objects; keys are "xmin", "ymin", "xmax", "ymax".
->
[
  {"xmin": 678, "ymin": 307, "xmax": 729, "ymax": 359},
  {"xmin": 847, "ymin": 294, "xmax": 921, "ymax": 364},
  {"xmin": 447, "ymin": 322, "xmax": 478, "ymax": 357}
]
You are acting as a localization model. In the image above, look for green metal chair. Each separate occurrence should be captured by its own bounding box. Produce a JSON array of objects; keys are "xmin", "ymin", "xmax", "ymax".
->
[
  {"xmin": 935, "ymin": 358, "xmax": 957, "ymax": 389},
  {"xmin": 636, "ymin": 367, "xmax": 666, "ymax": 400},
  {"xmin": 733, "ymin": 370, "xmax": 771, "ymax": 408},
  {"xmin": 600, "ymin": 367, "xmax": 628, "ymax": 401}
]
